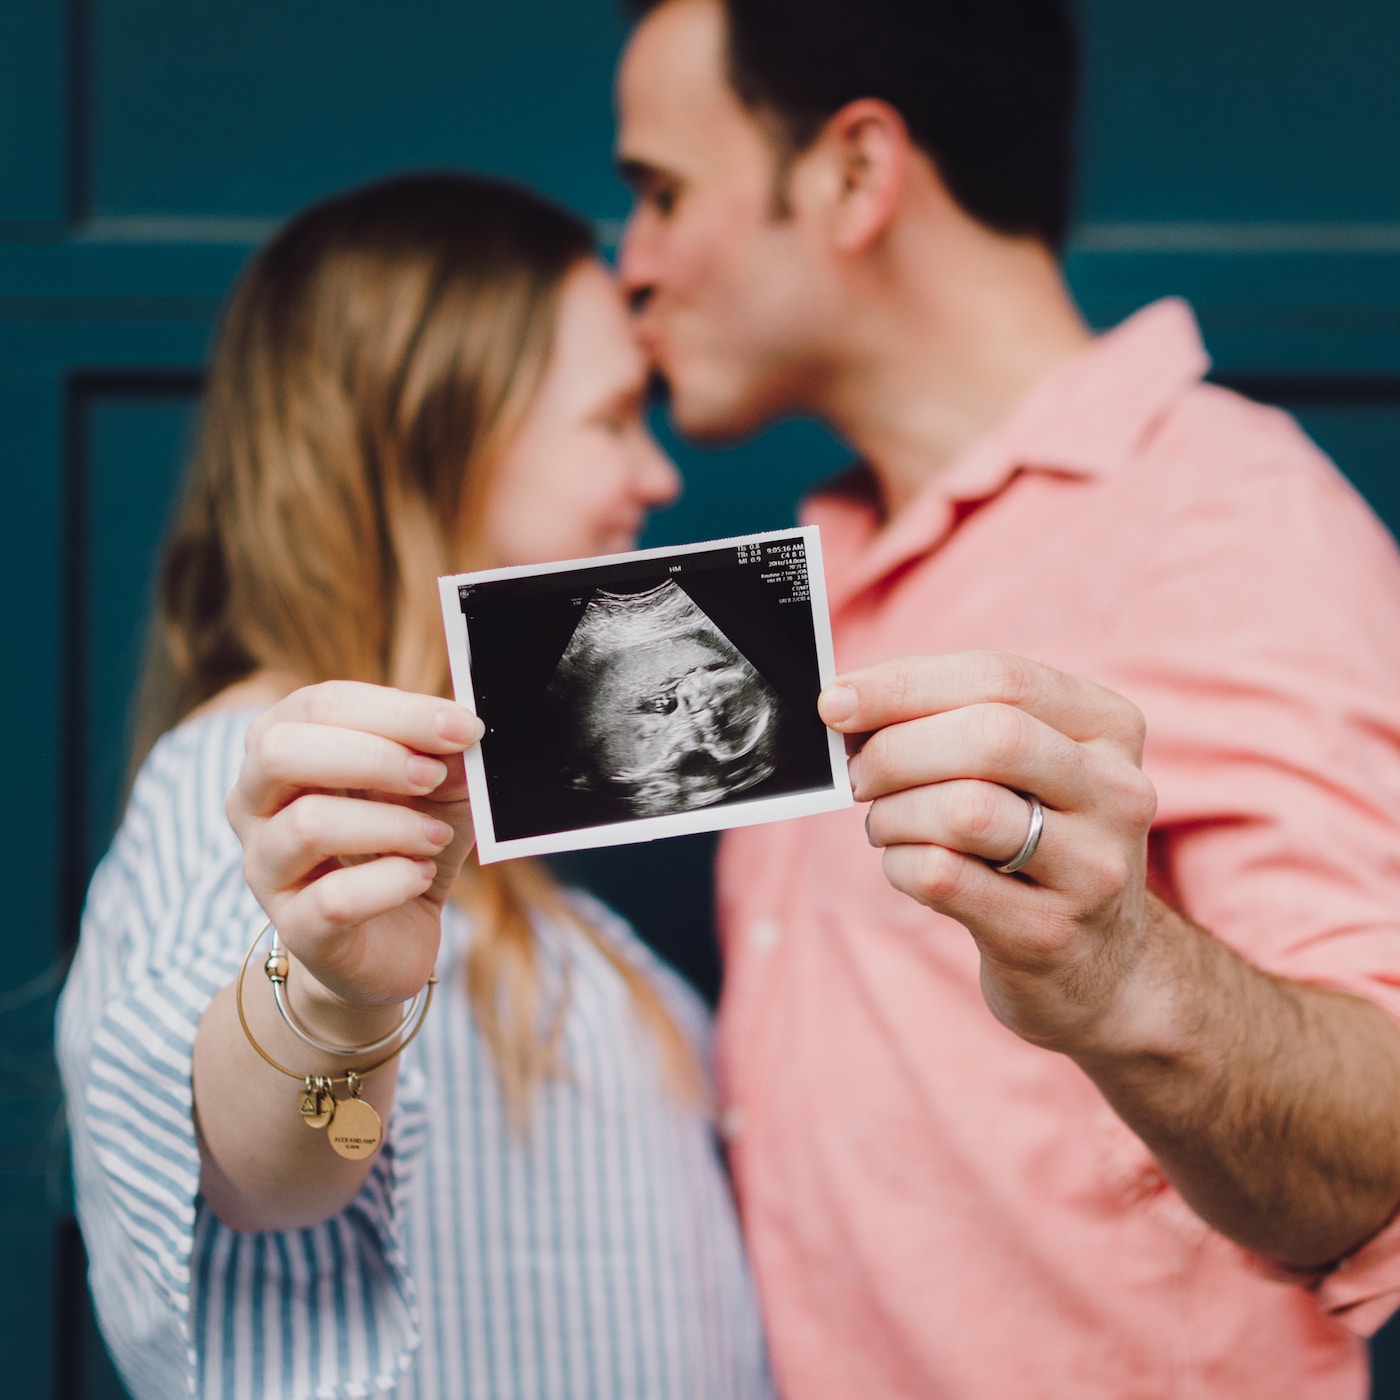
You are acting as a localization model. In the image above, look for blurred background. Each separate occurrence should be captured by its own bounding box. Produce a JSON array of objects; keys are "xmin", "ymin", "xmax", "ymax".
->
[{"xmin": 2, "ymin": 0, "xmax": 1398, "ymax": 1393}]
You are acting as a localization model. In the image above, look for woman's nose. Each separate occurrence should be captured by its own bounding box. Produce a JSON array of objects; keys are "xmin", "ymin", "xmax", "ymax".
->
[{"xmin": 637, "ymin": 435, "xmax": 682, "ymax": 507}]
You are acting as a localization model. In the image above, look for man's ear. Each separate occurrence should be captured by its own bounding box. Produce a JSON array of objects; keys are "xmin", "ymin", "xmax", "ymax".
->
[{"xmin": 803, "ymin": 99, "xmax": 911, "ymax": 253}]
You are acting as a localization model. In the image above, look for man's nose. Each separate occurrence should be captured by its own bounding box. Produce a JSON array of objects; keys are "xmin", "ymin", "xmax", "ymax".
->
[{"xmin": 617, "ymin": 215, "xmax": 655, "ymax": 311}]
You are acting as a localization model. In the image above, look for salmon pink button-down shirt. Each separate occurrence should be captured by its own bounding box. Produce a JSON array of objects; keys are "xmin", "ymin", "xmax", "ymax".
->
[{"xmin": 716, "ymin": 300, "xmax": 1400, "ymax": 1399}]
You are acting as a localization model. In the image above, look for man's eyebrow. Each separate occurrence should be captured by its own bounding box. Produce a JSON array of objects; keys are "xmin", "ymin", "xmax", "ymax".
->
[{"xmin": 616, "ymin": 156, "xmax": 671, "ymax": 190}]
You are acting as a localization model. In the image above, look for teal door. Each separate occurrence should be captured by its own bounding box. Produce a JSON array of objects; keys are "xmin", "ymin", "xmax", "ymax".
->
[{"xmin": 3, "ymin": 2, "xmax": 1398, "ymax": 1394}]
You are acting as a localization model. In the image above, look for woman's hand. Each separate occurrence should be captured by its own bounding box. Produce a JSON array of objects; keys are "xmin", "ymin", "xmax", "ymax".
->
[{"xmin": 226, "ymin": 681, "xmax": 484, "ymax": 1021}]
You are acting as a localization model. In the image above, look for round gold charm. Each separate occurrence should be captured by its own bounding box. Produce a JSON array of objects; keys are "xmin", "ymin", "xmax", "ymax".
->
[{"xmin": 327, "ymin": 1096, "xmax": 383, "ymax": 1160}]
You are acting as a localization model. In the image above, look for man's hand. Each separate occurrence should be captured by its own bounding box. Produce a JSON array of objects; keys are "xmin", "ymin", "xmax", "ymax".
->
[
  {"xmin": 818, "ymin": 650, "xmax": 1161, "ymax": 1053},
  {"xmin": 819, "ymin": 650, "xmax": 1400, "ymax": 1268}
]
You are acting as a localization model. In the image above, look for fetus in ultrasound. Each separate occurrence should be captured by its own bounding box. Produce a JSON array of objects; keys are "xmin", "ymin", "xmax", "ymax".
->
[{"xmin": 547, "ymin": 581, "xmax": 781, "ymax": 817}]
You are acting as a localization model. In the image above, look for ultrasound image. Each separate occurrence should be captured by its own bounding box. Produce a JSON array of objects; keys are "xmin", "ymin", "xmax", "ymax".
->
[
  {"xmin": 453, "ymin": 529, "xmax": 843, "ymax": 852},
  {"xmin": 546, "ymin": 580, "xmax": 782, "ymax": 817}
]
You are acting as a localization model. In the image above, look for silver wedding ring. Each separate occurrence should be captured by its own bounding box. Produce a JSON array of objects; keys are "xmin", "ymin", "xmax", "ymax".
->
[{"xmin": 992, "ymin": 792, "xmax": 1044, "ymax": 875}]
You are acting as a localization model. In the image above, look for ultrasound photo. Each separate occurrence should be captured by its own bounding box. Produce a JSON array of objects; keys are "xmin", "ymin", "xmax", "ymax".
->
[
  {"xmin": 439, "ymin": 527, "xmax": 852, "ymax": 863},
  {"xmin": 547, "ymin": 580, "xmax": 781, "ymax": 817}
]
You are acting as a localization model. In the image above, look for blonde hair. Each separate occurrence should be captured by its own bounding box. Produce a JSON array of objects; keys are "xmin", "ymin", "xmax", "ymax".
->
[{"xmin": 134, "ymin": 172, "xmax": 699, "ymax": 1125}]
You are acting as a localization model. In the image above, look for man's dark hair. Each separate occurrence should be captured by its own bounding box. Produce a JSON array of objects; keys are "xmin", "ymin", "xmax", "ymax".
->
[{"xmin": 624, "ymin": 0, "xmax": 1080, "ymax": 250}]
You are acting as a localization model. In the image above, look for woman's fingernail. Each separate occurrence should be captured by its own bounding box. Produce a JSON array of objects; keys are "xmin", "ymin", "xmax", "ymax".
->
[
  {"xmin": 819, "ymin": 683, "xmax": 858, "ymax": 726},
  {"xmin": 408, "ymin": 756, "xmax": 449, "ymax": 791},
  {"xmin": 435, "ymin": 706, "xmax": 483, "ymax": 744},
  {"xmin": 416, "ymin": 859, "xmax": 438, "ymax": 882},
  {"xmin": 423, "ymin": 817, "xmax": 453, "ymax": 847},
  {"xmin": 847, "ymin": 751, "xmax": 863, "ymax": 796}
]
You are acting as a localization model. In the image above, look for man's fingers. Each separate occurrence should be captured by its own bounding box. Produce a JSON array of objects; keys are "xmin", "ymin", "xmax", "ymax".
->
[
  {"xmin": 820, "ymin": 650, "xmax": 1146, "ymax": 757},
  {"xmin": 878, "ymin": 841, "xmax": 1033, "ymax": 924},
  {"xmin": 865, "ymin": 779, "xmax": 1054, "ymax": 878},
  {"xmin": 848, "ymin": 704, "xmax": 1093, "ymax": 811}
]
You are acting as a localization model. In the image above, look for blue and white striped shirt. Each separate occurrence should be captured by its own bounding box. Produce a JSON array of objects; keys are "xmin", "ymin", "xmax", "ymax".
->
[{"xmin": 57, "ymin": 710, "xmax": 773, "ymax": 1399}]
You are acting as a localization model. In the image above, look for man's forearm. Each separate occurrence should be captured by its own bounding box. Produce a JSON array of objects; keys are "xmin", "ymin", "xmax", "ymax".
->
[
  {"xmin": 825, "ymin": 653, "xmax": 1400, "ymax": 1267},
  {"xmin": 1073, "ymin": 895, "xmax": 1400, "ymax": 1269}
]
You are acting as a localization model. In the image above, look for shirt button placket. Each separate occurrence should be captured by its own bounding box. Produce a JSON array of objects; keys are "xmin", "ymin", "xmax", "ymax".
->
[
  {"xmin": 723, "ymin": 920, "xmax": 780, "ymax": 1150},
  {"xmin": 749, "ymin": 917, "xmax": 781, "ymax": 953}
]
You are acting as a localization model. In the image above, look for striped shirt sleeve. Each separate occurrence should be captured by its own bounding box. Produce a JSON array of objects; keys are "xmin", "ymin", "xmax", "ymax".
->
[{"xmin": 56, "ymin": 712, "xmax": 430, "ymax": 1399}]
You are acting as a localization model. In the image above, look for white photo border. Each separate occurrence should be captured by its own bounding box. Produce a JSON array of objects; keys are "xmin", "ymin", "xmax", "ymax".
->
[{"xmin": 438, "ymin": 524, "xmax": 853, "ymax": 864}]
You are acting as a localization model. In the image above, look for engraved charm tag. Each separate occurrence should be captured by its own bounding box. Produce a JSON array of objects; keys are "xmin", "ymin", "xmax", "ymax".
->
[
  {"xmin": 327, "ymin": 1096, "xmax": 383, "ymax": 1160},
  {"xmin": 299, "ymin": 1077, "xmax": 334, "ymax": 1129}
]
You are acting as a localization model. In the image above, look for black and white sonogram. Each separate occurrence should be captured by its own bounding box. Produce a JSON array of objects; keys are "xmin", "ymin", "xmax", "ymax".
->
[
  {"xmin": 547, "ymin": 580, "xmax": 781, "ymax": 817},
  {"xmin": 439, "ymin": 526, "xmax": 852, "ymax": 863}
]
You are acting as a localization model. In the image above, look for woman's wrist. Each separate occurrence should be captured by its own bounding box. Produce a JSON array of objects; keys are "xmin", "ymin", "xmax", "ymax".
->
[{"xmin": 283, "ymin": 954, "xmax": 412, "ymax": 1049}]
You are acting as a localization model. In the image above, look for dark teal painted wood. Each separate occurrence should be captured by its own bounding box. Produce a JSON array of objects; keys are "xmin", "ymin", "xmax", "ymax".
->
[
  {"xmin": 88, "ymin": 0, "xmax": 633, "ymax": 221},
  {"xmin": 78, "ymin": 391, "xmax": 200, "ymax": 875},
  {"xmin": 0, "ymin": 0, "xmax": 68, "ymax": 223},
  {"xmin": 4, "ymin": 1, "xmax": 1400, "ymax": 1394},
  {"xmin": 1, "ymin": 370, "xmax": 66, "ymax": 985},
  {"xmin": 7, "ymin": 1226, "xmax": 57, "ymax": 1397},
  {"xmin": 1075, "ymin": 0, "xmax": 1400, "ymax": 222},
  {"xmin": 1261, "ymin": 397, "xmax": 1400, "ymax": 538},
  {"xmin": 1, "ymin": 364, "xmax": 67, "ymax": 1396}
]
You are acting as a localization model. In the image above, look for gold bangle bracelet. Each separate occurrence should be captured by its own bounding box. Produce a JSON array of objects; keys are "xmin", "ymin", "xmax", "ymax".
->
[{"xmin": 233, "ymin": 918, "xmax": 437, "ymax": 1160}]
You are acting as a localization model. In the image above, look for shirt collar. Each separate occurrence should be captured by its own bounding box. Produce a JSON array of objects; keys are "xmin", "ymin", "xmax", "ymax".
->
[{"xmin": 807, "ymin": 298, "xmax": 1212, "ymax": 608}]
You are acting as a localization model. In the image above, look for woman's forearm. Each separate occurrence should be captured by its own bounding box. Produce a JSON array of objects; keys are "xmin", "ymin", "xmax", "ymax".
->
[{"xmin": 192, "ymin": 959, "xmax": 407, "ymax": 1232}]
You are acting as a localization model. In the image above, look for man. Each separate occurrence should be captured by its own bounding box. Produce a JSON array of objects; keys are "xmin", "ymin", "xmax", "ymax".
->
[{"xmin": 614, "ymin": 1, "xmax": 1400, "ymax": 1395}]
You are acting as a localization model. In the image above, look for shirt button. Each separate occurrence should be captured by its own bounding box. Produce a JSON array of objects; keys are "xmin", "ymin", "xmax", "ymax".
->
[
  {"xmin": 749, "ymin": 917, "xmax": 780, "ymax": 952},
  {"xmin": 719, "ymin": 1106, "xmax": 746, "ymax": 1141}
]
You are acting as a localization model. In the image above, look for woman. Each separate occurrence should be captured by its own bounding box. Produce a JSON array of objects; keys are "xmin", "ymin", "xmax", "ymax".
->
[{"xmin": 56, "ymin": 172, "xmax": 771, "ymax": 1400}]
